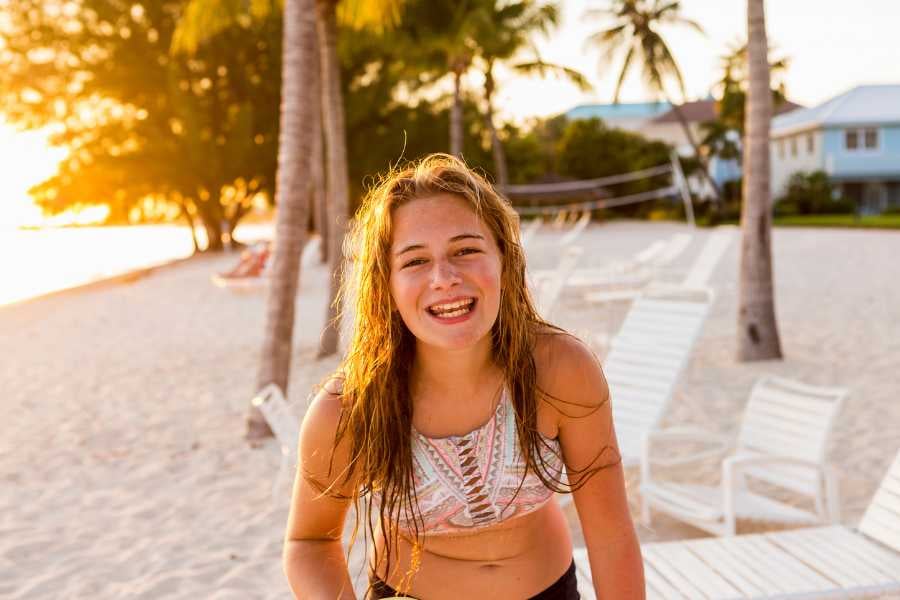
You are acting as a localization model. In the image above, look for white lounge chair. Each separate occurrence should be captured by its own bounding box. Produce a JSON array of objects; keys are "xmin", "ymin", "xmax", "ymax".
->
[
  {"xmin": 584, "ymin": 227, "xmax": 735, "ymax": 304},
  {"xmin": 558, "ymin": 211, "xmax": 591, "ymax": 247},
  {"xmin": 529, "ymin": 237, "xmax": 667, "ymax": 289},
  {"xmin": 604, "ymin": 287, "xmax": 714, "ymax": 467},
  {"xmin": 680, "ymin": 226, "xmax": 736, "ymax": 289},
  {"xmin": 564, "ymin": 233, "xmax": 692, "ymax": 290},
  {"xmin": 640, "ymin": 376, "xmax": 847, "ymax": 537},
  {"xmin": 519, "ymin": 216, "xmax": 543, "ymax": 250},
  {"xmin": 250, "ymin": 384, "xmax": 300, "ymax": 502},
  {"xmin": 557, "ymin": 287, "xmax": 713, "ymax": 512},
  {"xmin": 574, "ymin": 449, "xmax": 900, "ymax": 599},
  {"xmin": 532, "ymin": 245, "xmax": 583, "ymax": 320}
]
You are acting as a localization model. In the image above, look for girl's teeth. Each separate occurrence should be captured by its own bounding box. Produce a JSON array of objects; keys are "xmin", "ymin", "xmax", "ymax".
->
[
  {"xmin": 430, "ymin": 299, "xmax": 473, "ymax": 315},
  {"xmin": 435, "ymin": 306, "xmax": 471, "ymax": 318}
]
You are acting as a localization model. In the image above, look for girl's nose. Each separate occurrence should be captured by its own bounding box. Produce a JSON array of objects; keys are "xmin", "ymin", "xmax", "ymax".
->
[{"xmin": 430, "ymin": 259, "xmax": 461, "ymax": 289}]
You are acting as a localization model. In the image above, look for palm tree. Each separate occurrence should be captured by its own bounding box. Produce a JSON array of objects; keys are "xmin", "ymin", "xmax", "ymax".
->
[
  {"xmin": 314, "ymin": 0, "xmax": 350, "ymax": 357},
  {"xmin": 250, "ymin": 0, "xmax": 319, "ymax": 440},
  {"xmin": 476, "ymin": 1, "xmax": 591, "ymax": 186},
  {"xmin": 717, "ymin": 41, "xmax": 790, "ymax": 137},
  {"xmin": 173, "ymin": 1, "xmax": 403, "ymax": 436},
  {"xmin": 396, "ymin": 0, "xmax": 490, "ymax": 157},
  {"xmin": 314, "ymin": 0, "xmax": 405, "ymax": 357},
  {"xmin": 737, "ymin": 0, "xmax": 782, "ymax": 361},
  {"xmin": 586, "ymin": 0, "xmax": 721, "ymax": 200},
  {"xmin": 442, "ymin": 2, "xmax": 485, "ymax": 158},
  {"xmin": 701, "ymin": 42, "xmax": 789, "ymax": 168}
]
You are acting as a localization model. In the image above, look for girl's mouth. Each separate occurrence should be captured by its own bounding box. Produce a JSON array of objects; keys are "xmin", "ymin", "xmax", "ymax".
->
[{"xmin": 427, "ymin": 298, "xmax": 476, "ymax": 320}]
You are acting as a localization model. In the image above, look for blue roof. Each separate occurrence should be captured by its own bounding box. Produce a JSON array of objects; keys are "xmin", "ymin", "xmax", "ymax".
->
[
  {"xmin": 565, "ymin": 101, "xmax": 672, "ymax": 121},
  {"xmin": 772, "ymin": 84, "xmax": 900, "ymax": 136}
]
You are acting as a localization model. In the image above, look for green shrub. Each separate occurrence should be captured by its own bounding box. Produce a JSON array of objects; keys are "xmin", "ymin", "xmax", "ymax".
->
[
  {"xmin": 776, "ymin": 171, "xmax": 854, "ymax": 215},
  {"xmin": 555, "ymin": 118, "xmax": 675, "ymax": 218}
]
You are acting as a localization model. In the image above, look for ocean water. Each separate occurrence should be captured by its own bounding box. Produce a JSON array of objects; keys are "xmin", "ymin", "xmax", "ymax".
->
[{"xmin": 0, "ymin": 223, "xmax": 272, "ymax": 307}]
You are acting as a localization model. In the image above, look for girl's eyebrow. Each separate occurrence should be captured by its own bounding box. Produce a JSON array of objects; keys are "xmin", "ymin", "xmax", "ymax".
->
[{"xmin": 393, "ymin": 233, "xmax": 484, "ymax": 257}]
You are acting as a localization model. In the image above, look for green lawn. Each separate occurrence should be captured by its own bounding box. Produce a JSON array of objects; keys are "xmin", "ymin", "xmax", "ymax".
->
[{"xmin": 772, "ymin": 214, "xmax": 900, "ymax": 229}]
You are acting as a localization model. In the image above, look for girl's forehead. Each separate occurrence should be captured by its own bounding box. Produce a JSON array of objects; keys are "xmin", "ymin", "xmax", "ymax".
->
[{"xmin": 391, "ymin": 195, "xmax": 490, "ymax": 239}]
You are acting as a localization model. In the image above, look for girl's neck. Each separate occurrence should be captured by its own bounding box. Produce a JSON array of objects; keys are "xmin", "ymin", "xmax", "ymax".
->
[{"xmin": 411, "ymin": 335, "xmax": 501, "ymax": 400}]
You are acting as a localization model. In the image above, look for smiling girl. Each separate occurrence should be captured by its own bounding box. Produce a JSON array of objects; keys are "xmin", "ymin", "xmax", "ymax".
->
[{"xmin": 283, "ymin": 154, "xmax": 644, "ymax": 599}]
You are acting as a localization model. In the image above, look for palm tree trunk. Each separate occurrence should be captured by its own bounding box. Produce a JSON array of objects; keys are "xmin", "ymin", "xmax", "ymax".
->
[
  {"xmin": 310, "ymin": 20, "xmax": 328, "ymax": 265},
  {"xmin": 200, "ymin": 213, "xmax": 224, "ymax": 252},
  {"xmin": 195, "ymin": 190, "xmax": 226, "ymax": 251},
  {"xmin": 250, "ymin": 0, "xmax": 318, "ymax": 440},
  {"xmin": 315, "ymin": 0, "xmax": 350, "ymax": 358},
  {"xmin": 312, "ymin": 130, "xmax": 328, "ymax": 263},
  {"xmin": 483, "ymin": 65, "xmax": 508, "ymax": 187},
  {"xmin": 670, "ymin": 103, "xmax": 722, "ymax": 202},
  {"xmin": 176, "ymin": 197, "xmax": 200, "ymax": 254},
  {"xmin": 737, "ymin": 0, "xmax": 782, "ymax": 361},
  {"xmin": 450, "ymin": 68, "xmax": 464, "ymax": 157}
]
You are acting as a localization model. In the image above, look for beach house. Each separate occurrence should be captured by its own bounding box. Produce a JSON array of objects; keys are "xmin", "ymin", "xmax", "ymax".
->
[
  {"xmin": 566, "ymin": 98, "xmax": 801, "ymax": 200},
  {"xmin": 770, "ymin": 84, "xmax": 900, "ymax": 214}
]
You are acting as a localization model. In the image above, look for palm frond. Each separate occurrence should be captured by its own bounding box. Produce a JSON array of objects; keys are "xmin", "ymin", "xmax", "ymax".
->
[
  {"xmin": 583, "ymin": 8, "xmax": 620, "ymax": 20},
  {"xmin": 171, "ymin": 0, "xmax": 244, "ymax": 56},
  {"xmin": 171, "ymin": 0, "xmax": 280, "ymax": 55},
  {"xmin": 612, "ymin": 44, "xmax": 636, "ymax": 102},
  {"xmin": 641, "ymin": 30, "xmax": 685, "ymax": 99},
  {"xmin": 653, "ymin": 1, "xmax": 680, "ymax": 18},
  {"xmin": 585, "ymin": 0, "xmax": 703, "ymax": 102},
  {"xmin": 511, "ymin": 60, "xmax": 593, "ymax": 92},
  {"xmin": 338, "ymin": 0, "xmax": 404, "ymax": 32},
  {"xmin": 585, "ymin": 24, "xmax": 628, "ymax": 49},
  {"xmin": 667, "ymin": 16, "xmax": 705, "ymax": 35}
]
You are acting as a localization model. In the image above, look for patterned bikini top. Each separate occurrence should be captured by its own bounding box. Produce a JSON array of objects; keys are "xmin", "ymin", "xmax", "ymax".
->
[{"xmin": 383, "ymin": 388, "xmax": 564, "ymax": 536}]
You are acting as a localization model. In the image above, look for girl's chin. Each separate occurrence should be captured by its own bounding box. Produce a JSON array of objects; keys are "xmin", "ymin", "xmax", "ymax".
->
[{"xmin": 416, "ymin": 326, "xmax": 492, "ymax": 352}]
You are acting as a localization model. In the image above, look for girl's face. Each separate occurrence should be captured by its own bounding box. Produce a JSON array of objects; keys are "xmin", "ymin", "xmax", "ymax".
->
[{"xmin": 389, "ymin": 194, "xmax": 502, "ymax": 353}]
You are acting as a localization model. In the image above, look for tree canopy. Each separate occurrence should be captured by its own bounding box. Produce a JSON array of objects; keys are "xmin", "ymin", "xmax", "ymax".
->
[
  {"xmin": 1, "ymin": 0, "xmax": 687, "ymax": 236},
  {"xmin": 0, "ymin": 0, "xmax": 281, "ymax": 249}
]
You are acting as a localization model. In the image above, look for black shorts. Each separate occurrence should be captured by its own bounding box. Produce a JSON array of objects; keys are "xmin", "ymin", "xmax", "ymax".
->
[{"xmin": 368, "ymin": 559, "xmax": 579, "ymax": 599}]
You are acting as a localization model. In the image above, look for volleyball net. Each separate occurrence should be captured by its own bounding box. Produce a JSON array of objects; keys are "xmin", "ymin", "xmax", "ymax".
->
[{"xmin": 499, "ymin": 153, "xmax": 695, "ymax": 226}]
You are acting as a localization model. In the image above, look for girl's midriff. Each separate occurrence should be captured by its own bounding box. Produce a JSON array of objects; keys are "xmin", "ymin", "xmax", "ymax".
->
[{"xmin": 371, "ymin": 498, "xmax": 573, "ymax": 599}]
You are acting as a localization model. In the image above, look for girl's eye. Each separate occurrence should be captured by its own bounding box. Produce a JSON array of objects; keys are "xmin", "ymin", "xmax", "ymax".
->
[
  {"xmin": 401, "ymin": 258, "xmax": 427, "ymax": 269},
  {"xmin": 457, "ymin": 247, "xmax": 481, "ymax": 256}
]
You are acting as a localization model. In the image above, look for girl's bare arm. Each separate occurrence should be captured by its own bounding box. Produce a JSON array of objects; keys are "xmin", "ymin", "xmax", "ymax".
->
[{"xmin": 284, "ymin": 383, "xmax": 358, "ymax": 599}]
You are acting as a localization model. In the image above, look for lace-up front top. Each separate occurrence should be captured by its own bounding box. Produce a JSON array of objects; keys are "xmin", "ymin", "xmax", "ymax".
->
[{"xmin": 383, "ymin": 388, "xmax": 564, "ymax": 535}]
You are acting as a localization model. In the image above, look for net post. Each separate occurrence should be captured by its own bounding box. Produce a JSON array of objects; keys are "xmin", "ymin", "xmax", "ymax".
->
[{"xmin": 669, "ymin": 151, "xmax": 696, "ymax": 228}]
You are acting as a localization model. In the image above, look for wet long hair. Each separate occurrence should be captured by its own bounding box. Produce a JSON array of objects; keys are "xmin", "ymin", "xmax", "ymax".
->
[{"xmin": 314, "ymin": 154, "xmax": 612, "ymax": 591}]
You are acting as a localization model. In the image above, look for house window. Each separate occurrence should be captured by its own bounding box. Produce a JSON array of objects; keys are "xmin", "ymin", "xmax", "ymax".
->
[
  {"xmin": 790, "ymin": 136, "xmax": 797, "ymax": 157},
  {"xmin": 845, "ymin": 128, "xmax": 879, "ymax": 151},
  {"xmin": 807, "ymin": 133, "xmax": 814, "ymax": 154},
  {"xmin": 864, "ymin": 128, "xmax": 878, "ymax": 149}
]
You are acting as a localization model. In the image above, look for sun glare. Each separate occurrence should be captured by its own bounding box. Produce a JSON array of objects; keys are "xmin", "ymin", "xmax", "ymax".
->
[{"xmin": 0, "ymin": 119, "xmax": 70, "ymax": 228}]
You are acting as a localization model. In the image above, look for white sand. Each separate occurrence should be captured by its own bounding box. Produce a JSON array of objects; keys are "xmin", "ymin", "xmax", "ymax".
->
[{"xmin": 2, "ymin": 222, "xmax": 899, "ymax": 598}]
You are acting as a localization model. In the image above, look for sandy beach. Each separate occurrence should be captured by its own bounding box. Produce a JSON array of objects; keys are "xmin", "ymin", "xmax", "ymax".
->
[{"xmin": 3, "ymin": 222, "xmax": 899, "ymax": 599}]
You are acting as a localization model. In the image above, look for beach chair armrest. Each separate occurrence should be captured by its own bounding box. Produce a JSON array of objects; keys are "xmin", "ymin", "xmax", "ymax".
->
[
  {"xmin": 721, "ymin": 454, "xmax": 832, "ymax": 498},
  {"xmin": 722, "ymin": 454, "xmax": 828, "ymax": 475},
  {"xmin": 721, "ymin": 455, "xmax": 836, "ymax": 526},
  {"xmin": 641, "ymin": 428, "xmax": 733, "ymax": 482}
]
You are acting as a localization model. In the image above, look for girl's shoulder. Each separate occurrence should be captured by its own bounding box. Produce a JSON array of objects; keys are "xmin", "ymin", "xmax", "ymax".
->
[
  {"xmin": 299, "ymin": 372, "xmax": 358, "ymax": 493},
  {"xmin": 532, "ymin": 326, "xmax": 595, "ymax": 372},
  {"xmin": 302, "ymin": 373, "xmax": 347, "ymax": 446},
  {"xmin": 532, "ymin": 327, "xmax": 609, "ymax": 414}
]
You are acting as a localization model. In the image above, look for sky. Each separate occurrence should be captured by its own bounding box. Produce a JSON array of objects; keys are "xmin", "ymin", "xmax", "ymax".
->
[
  {"xmin": 492, "ymin": 0, "xmax": 900, "ymax": 122},
  {"xmin": 4, "ymin": 0, "xmax": 900, "ymax": 226},
  {"xmin": 0, "ymin": 121, "xmax": 67, "ymax": 227}
]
